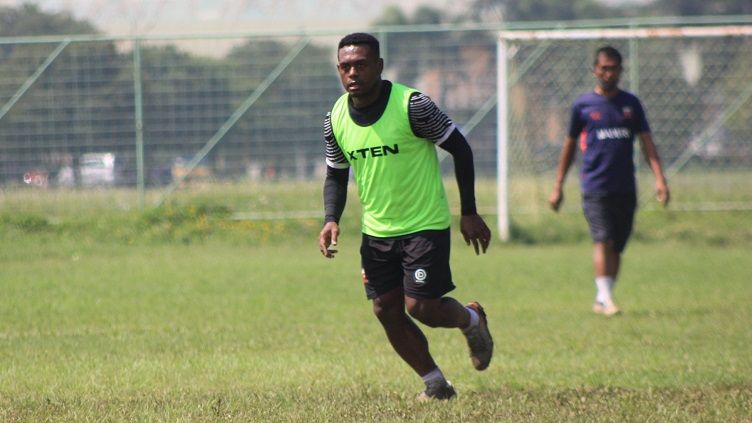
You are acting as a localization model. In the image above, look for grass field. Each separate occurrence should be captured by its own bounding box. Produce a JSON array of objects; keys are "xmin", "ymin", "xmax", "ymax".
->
[{"xmin": 1, "ymin": 182, "xmax": 751, "ymax": 421}]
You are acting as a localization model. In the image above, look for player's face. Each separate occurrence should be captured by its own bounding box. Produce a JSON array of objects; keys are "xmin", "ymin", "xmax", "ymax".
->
[
  {"xmin": 337, "ymin": 44, "xmax": 383, "ymax": 106},
  {"xmin": 593, "ymin": 53, "xmax": 622, "ymax": 94}
]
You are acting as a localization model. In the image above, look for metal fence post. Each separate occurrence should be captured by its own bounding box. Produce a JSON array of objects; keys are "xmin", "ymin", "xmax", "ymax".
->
[{"xmin": 132, "ymin": 38, "xmax": 145, "ymax": 209}]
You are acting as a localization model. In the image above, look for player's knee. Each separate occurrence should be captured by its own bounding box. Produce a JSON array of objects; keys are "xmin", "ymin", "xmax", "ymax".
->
[
  {"xmin": 372, "ymin": 297, "xmax": 402, "ymax": 324},
  {"xmin": 406, "ymin": 300, "xmax": 440, "ymax": 327}
]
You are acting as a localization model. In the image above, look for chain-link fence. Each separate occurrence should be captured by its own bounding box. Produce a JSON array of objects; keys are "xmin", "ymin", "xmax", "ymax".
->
[
  {"xmin": 1, "ymin": 19, "xmax": 750, "ymax": 218},
  {"xmin": 500, "ymin": 24, "xmax": 752, "ymax": 217}
]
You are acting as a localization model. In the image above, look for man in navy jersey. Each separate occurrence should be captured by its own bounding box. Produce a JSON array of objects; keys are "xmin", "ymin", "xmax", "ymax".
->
[
  {"xmin": 549, "ymin": 45, "xmax": 670, "ymax": 316},
  {"xmin": 318, "ymin": 33, "xmax": 493, "ymax": 400}
]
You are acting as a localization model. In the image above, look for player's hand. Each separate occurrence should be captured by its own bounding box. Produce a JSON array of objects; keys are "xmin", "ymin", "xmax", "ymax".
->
[
  {"xmin": 460, "ymin": 214, "xmax": 491, "ymax": 255},
  {"xmin": 318, "ymin": 221, "xmax": 340, "ymax": 258},
  {"xmin": 656, "ymin": 182, "xmax": 670, "ymax": 207},
  {"xmin": 549, "ymin": 188, "xmax": 563, "ymax": 212}
]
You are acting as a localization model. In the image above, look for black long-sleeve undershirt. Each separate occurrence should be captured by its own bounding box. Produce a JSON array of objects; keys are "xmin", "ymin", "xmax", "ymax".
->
[
  {"xmin": 323, "ymin": 166, "xmax": 349, "ymax": 224},
  {"xmin": 438, "ymin": 128, "xmax": 477, "ymax": 216},
  {"xmin": 323, "ymin": 127, "xmax": 477, "ymax": 224}
]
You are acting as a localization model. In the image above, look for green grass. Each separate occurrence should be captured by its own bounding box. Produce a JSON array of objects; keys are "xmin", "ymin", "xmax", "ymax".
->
[
  {"xmin": 2, "ymin": 236, "xmax": 751, "ymax": 420},
  {"xmin": 1, "ymin": 181, "xmax": 751, "ymax": 421}
]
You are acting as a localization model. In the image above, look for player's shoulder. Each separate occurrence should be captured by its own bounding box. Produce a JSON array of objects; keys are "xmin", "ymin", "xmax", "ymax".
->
[
  {"xmin": 572, "ymin": 91, "xmax": 600, "ymax": 107},
  {"xmin": 408, "ymin": 90, "xmax": 433, "ymax": 107},
  {"xmin": 614, "ymin": 90, "xmax": 646, "ymax": 113},
  {"xmin": 616, "ymin": 89, "xmax": 641, "ymax": 102},
  {"xmin": 391, "ymin": 81, "xmax": 417, "ymax": 92}
]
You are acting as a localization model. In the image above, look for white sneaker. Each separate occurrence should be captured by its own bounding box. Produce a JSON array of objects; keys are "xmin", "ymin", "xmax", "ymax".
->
[{"xmin": 593, "ymin": 299, "xmax": 621, "ymax": 316}]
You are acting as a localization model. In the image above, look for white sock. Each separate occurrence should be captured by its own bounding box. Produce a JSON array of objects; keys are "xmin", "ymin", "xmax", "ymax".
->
[
  {"xmin": 462, "ymin": 307, "xmax": 480, "ymax": 332},
  {"xmin": 595, "ymin": 276, "xmax": 614, "ymax": 304},
  {"xmin": 421, "ymin": 367, "xmax": 446, "ymax": 386}
]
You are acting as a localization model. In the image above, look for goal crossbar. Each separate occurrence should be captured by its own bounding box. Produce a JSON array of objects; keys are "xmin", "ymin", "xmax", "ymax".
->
[
  {"xmin": 495, "ymin": 24, "xmax": 752, "ymax": 241},
  {"xmin": 499, "ymin": 25, "xmax": 752, "ymax": 41}
]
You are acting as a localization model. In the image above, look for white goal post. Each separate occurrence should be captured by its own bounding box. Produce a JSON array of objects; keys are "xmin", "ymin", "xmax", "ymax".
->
[{"xmin": 496, "ymin": 24, "xmax": 752, "ymax": 241}]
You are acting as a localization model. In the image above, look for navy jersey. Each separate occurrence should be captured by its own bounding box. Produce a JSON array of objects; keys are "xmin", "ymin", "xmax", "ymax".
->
[{"xmin": 568, "ymin": 90, "xmax": 650, "ymax": 194}]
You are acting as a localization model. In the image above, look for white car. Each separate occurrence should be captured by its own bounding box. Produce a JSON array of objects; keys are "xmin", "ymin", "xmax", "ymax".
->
[{"xmin": 80, "ymin": 152, "xmax": 119, "ymax": 186}]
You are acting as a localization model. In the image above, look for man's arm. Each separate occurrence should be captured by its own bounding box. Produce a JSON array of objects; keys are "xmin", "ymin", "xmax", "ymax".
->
[
  {"xmin": 323, "ymin": 166, "xmax": 349, "ymax": 224},
  {"xmin": 549, "ymin": 135, "xmax": 577, "ymax": 212},
  {"xmin": 407, "ymin": 92, "xmax": 490, "ymax": 252},
  {"xmin": 319, "ymin": 166, "xmax": 348, "ymax": 258},
  {"xmin": 437, "ymin": 129, "xmax": 476, "ymax": 216},
  {"xmin": 439, "ymin": 129, "xmax": 491, "ymax": 254},
  {"xmin": 319, "ymin": 113, "xmax": 349, "ymax": 258},
  {"xmin": 638, "ymin": 132, "xmax": 670, "ymax": 207}
]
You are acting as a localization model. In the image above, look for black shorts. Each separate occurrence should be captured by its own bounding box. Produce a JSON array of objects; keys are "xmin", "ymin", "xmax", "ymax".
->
[
  {"xmin": 582, "ymin": 192, "xmax": 637, "ymax": 253},
  {"xmin": 360, "ymin": 229, "xmax": 455, "ymax": 300}
]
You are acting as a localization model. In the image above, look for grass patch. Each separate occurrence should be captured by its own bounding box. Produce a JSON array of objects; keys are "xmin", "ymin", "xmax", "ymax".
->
[
  {"xmin": 1, "ymin": 236, "xmax": 750, "ymax": 421},
  {"xmin": 1, "ymin": 180, "xmax": 751, "ymax": 420}
]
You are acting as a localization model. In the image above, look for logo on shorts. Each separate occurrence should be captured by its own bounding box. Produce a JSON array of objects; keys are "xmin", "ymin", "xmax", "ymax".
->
[{"xmin": 414, "ymin": 268, "xmax": 428, "ymax": 285}]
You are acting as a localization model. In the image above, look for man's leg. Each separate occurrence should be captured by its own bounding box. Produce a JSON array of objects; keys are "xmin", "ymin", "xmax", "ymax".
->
[
  {"xmin": 404, "ymin": 296, "xmax": 469, "ymax": 329},
  {"xmin": 372, "ymin": 288, "xmax": 457, "ymax": 401},
  {"xmin": 592, "ymin": 240, "xmax": 621, "ymax": 315},
  {"xmin": 585, "ymin": 194, "xmax": 626, "ymax": 316},
  {"xmin": 405, "ymin": 296, "xmax": 493, "ymax": 371},
  {"xmin": 593, "ymin": 240, "xmax": 620, "ymax": 278},
  {"xmin": 363, "ymin": 232, "xmax": 460, "ymax": 400},
  {"xmin": 372, "ymin": 287, "xmax": 438, "ymax": 376}
]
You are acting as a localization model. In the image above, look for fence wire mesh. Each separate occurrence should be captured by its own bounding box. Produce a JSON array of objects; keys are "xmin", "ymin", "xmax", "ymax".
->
[
  {"xmin": 502, "ymin": 30, "xmax": 752, "ymax": 214},
  {"xmin": 0, "ymin": 22, "xmax": 750, "ymax": 218}
]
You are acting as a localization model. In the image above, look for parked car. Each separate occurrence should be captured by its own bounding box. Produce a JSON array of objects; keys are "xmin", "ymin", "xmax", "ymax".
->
[
  {"xmin": 22, "ymin": 169, "xmax": 49, "ymax": 188},
  {"xmin": 171, "ymin": 156, "xmax": 213, "ymax": 184},
  {"xmin": 80, "ymin": 152, "xmax": 123, "ymax": 187}
]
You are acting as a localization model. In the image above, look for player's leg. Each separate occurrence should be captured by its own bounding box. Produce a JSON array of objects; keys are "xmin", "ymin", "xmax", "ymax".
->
[
  {"xmin": 372, "ymin": 287, "xmax": 438, "ymax": 376},
  {"xmin": 405, "ymin": 296, "xmax": 493, "ymax": 371},
  {"xmin": 609, "ymin": 191, "xmax": 637, "ymax": 296},
  {"xmin": 592, "ymin": 240, "xmax": 620, "ymax": 314},
  {"xmin": 404, "ymin": 296, "xmax": 468, "ymax": 328},
  {"xmin": 401, "ymin": 229, "xmax": 493, "ymax": 372},
  {"xmin": 362, "ymin": 234, "xmax": 453, "ymax": 400},
  {"xmin": 584, "ymin": 194, "xmax": 620, "ymax": 315}
]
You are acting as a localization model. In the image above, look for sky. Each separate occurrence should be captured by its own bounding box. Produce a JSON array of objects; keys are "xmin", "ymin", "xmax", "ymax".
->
[
  {"xmin": 0, "ymin": 0, "xmax": 475, "ymax": 35},
  {"xmin": 0, "ymin": 0, "xmax": 656, "ymax": 36}
]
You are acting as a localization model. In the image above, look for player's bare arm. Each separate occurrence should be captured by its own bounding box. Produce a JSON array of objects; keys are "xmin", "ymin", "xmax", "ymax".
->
[
  {"xmin": 638, "ymin": 132, "xmax": 670, "ymax": 207},
  {"xmin": 550, "ymin": 135, "xmax": 577, "ymax": 211}
]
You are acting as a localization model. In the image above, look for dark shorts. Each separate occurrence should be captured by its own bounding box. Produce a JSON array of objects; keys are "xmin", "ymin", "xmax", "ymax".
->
[
  {"xmin": 360, "ymin": 228, "xmax": 455, "ymax": 300},
  {"xmin": 582, "ymin": 192, "xmax": 637, "ymax": 253}
]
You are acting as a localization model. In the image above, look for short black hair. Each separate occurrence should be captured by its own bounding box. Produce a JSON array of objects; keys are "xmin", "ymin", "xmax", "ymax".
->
[
  {"xmin": 338, "ymin": 32, "xmax": 380, "ymax": 58},
  {"xmin": 593, "ymin": 45, "xmax": 622, "ymax": 67}
]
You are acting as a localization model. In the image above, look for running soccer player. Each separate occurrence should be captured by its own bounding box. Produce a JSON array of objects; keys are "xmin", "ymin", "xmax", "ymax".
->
[
  {"xmin": 549, "ymin": 45, "xmax": 670, "ymax": 316},
  {"xmin": 318, "ymin": 32, "xmax": 493, "ymax": 400}
]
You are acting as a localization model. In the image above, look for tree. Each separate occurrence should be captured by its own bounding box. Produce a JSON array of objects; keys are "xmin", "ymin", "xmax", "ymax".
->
[
  {"xmin": 0, "ymin": 4, "xmax": 97, "ymax": 36},
  {"xmin": 222, "ymin": 38, "xmax": 341, "ymax": 179},
  {"xmin": 372, "ymin": 5, "xmax": 409, "ymax": 26},
  {"xmin": 463, "ymin": 0, "xmax": 752, "ymax": 22},
  {"xmin": 0, "ymin": 5, "xmax": 117, "ymax": 185},
  {"xmin": 644, "ymin": 0, "xmax": 752, "ymax": 16},
  {"xmin": 463, "ymin": 0, "xmax": 615, "ymax": 22}
]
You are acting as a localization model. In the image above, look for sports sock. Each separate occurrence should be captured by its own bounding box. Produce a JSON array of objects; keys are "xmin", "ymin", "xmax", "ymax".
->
[
  {"xmin": 595, "ymin": 276, "xmax": 614, "ymax": 304},
  {"xmin": 608, "ymin": 277, "xmax": 617, "ymax": 292},
  {"xmin": 462, "ymin": 306, "xmax": 480, "ymax": 332},
  {"xmin": 421, "ymin": 367, "xmax": 446, "ymax": 387}
]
